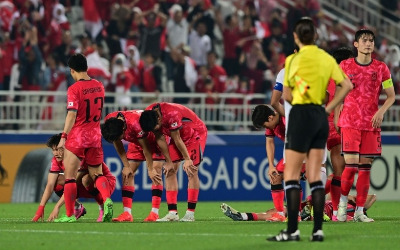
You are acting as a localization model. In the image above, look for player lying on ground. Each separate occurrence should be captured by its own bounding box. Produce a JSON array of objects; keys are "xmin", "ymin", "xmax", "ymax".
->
[
  {"xmin": 221, "ymin": 194, "xmax": 376, "ymax": 222},
  {"xmin": 221, "ymin": 174, "xmax": 377, "ymax": 222}
]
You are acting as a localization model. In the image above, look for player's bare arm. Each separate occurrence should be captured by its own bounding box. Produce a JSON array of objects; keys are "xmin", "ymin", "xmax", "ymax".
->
[
  {"xmin": 47, "ymin": 195, "xmax": 65, "ymax": 222},
  {"xmin": 266, "ymin": 137, "xmax": 279, "ymax": 184},
  {"xmin": 138, "ymin": 137, "xmax": 162, "ymax": 185},
  {"xmin": 170, "ymin": 129, "xmax": 195, "ymax": 176},
  {"xmin": 371, "ymin": 86, "xmax": 395, "ymax": 128},
  {"xmin": 282, "ymin": 85, "xmax": 293, "ymax": 104},
  {"xmin": 154, "ymin": 130, "xmax": 174, "ymax": 176},
  {"xmin": 270, "ymin": 89, "xmax": 285, "ymax": 117},
  {"xmin": 57, "ymin": 110, "xmax": 77, "ymax": 149},
  {"xmin": 113, "ymin": 140, "xmax": 133, "ymax": 183},
  {"xmin": 32, "ymin": 173, "xmax": 59, "ymax": 222}
]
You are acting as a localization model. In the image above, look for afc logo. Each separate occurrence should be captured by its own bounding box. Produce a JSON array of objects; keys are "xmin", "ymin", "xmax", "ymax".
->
[{"xmin": 371, "ymin": 72, "xmax": 377, "ymax": 81}]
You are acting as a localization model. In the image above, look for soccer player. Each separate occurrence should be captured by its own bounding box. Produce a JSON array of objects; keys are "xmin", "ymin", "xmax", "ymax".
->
[
  {"xmin": 101, "ymin": 110, "xmax": 174, "ymax": 222},
  {"xmin": 55, "ymin": 53, "xmax": 113, "ymax": 223},
  {"xmin": 252, "ymin": 104, "xmax": 307, "ymax": 222},
  {"xmin": 139, "ymin": 102, "xmax": 207, "ymax": 222},
  {"xmin": 47, "ymin": 161, "xmax": 116, "ymax": 222},
  {"xmin": 268, "ymin": 18, "xmax": 352, "ymax": 242},
  {"xmin": 32, "ymin": 134, "xmax": 86, "ymax": 222},
  {"xmin": 337, "ymin": 29, "xmax": 395, "ymax": 222},
  {"xmin": 327, "ymin": 47, "xmax": 355, "ymax": 221},
  {"xmin": 32, "ymin": 134, "xmax": 116, "ymax": 222}
]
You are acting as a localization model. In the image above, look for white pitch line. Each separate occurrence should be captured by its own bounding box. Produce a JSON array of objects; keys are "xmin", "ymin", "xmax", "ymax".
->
[{"xmin": 0, "ymin": 229, "xmax": 265, "ymax": 237}]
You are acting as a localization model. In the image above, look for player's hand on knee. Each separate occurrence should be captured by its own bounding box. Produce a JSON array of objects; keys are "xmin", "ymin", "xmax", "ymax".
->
[
  {"xmin": 148, "ymin": 168, "xmax": 162, "ymax": 185},
  {"xmin": 183, "ymin": 160, "xmax": 196, "ymax": 177},
  {"xmin": 163, "ymin": 162, "xmax": 176, "ymax": 177}
]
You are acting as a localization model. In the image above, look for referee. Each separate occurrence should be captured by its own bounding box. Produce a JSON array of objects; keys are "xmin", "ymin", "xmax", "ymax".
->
[{"xmin": 267, "ymin": 17, "xmax": 353, "ymax": 242}]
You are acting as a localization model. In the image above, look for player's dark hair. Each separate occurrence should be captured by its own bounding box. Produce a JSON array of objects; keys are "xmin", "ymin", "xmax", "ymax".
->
[
  {"xmin": 294, "ymin": 17, "xmax": 315, "ymax": 45},
  {"xmin": 252, "ymin": 105, "xmax": 275, "ymax": 129},
  {"xmin": 332, "ymin": 47, "xmax": 354, "ymax": 64},
  {"xmin": 67, "ymin": 53, "xmax": 88, "ymax": 72},
  {"xmin": 354, "ymin": 29, "xmax": 375, "ymax": 42},
  {"xmin": 139, "ymin": 110, "xmax": 158, "ymax": 132},
  {"xmin": 46, "ymin": 134, "xmax": 62, "ymax": 148},
  {"xmin": 101, "ymin": 118, "xmax": 125, "ymax": 143}
]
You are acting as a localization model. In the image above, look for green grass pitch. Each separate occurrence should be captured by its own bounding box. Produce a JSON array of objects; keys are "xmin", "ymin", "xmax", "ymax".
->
[{"xmin": 1, "ymin": 201, "xmax": 399, "ymax": 250}]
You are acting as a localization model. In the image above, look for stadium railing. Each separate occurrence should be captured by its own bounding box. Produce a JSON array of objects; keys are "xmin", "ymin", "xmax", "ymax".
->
[{"xmin": 1, "ymin": 90, "xmax": 399, "ymax": 134}]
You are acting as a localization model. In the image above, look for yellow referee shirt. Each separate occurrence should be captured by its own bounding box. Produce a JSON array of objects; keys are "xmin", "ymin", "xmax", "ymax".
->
[{"xmin": 283, "ymin": 45, "xmax": 347, "ymax": 105}]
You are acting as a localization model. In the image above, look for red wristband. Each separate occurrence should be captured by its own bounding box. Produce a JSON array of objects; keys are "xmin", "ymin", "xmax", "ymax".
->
[{"xmin": 61, "ymin": 132, "xmax": 68, "ymax": 139}]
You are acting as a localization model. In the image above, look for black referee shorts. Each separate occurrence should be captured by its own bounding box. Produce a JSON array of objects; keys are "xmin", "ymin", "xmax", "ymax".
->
[{"xmin": 285, "ymin": 104, "xmax": 328, "ymax": 153}]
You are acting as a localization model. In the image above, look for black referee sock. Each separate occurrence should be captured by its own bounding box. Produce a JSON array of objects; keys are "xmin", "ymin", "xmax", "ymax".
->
[
  {"xmin": 285, "ymin": 180, "xmax": 301, "ymax": 234},
  {"xmin": 310, "ymin": 181, "xmax": 325, "ymax": 233}
]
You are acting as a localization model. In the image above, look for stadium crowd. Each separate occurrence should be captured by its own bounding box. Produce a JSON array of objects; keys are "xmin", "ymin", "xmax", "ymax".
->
[{"xmin": 0, "ymin": 0, "xmax": 399, "ymax": 114}]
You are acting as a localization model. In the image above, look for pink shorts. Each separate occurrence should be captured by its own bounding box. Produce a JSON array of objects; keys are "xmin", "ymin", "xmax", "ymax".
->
[
  {"xmin": 327, "ymin": 122, "xmax": 341, "ymax": 151},
  {"xmin": 168, "ymin": 131, "xmax": 207, "ymax": 166},
  {"xmin": 341, "ymin": 128, "xmax": 381, "ymax": 156},
  {"xmin": 126, "ymin": 133, "xmax": 165, "ymax": 161},
  {"xmin": 66, "ymin": 146, "xmax": 103, "ymax": 166}
]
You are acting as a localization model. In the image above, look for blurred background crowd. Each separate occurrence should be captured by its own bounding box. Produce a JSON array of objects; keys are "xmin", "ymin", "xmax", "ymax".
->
[{"xmin": 0, "ymin": 0, "xmax": 399, "ymax": 107}]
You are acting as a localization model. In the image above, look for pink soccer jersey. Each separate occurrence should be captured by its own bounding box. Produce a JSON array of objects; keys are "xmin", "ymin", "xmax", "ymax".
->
[
  {"xmin": 49, "ymin": 157, "xmax": 64, "ymax": 173},
  {"xmin": 66, "ymin": 79, "xmax": 105, "ymax": 148},
  {"xmin": 265, "ymin": 116, "xmax": 286, "ymax": 142},
  {"xmin": 338, "ymin": 58, "xmax": 393, "ymax": 131},
  {"xmin": 104, "ymin": 110, "xmax": 147, "ymax": 144},
  {"xmin": 146, "ymin": 102, "xmax": 207, "ymax": 143}
]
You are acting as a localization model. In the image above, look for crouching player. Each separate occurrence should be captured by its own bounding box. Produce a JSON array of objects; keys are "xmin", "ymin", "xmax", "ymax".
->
[
  {"xmin": 32, "ymin": 134, "xmax": 116, "ymax": 222},
  {"xmin": 48, "ymin": 162, "xmax": 116, "ymax": 222}
]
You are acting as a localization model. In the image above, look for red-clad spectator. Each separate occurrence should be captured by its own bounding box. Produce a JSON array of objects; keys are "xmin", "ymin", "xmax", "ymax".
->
[
  {"xmin": 215, "ymin": 8, "xmax": 240, "ymax": 76},
  {"xmin": 0, "ymin": 31, "xmax": 17, "ymax": 92},
  {"xmin": 239, "ymin": 15, "xmax": 256, "ymax": 52},
  {"xmin": 111, "ymin": 53, "xmax": 134, "ymax": 107},
  {"xmin": 127, "ymin": 7, "xmax": 142, "ymax": 47},
  {"xmin": 238, "ymin": 40, "xmax": 268, "ymax": 95},
  {"xmin": 46, "ymin": 3, "xmax": 70, "ymax": 55},
  {"xmin": 142, "ymin": 53, "xmax": 162, "ymax": 93},
  {"xmin": 126, "ymin": 45, "xmax": 144, "ymax": 101},
  {"xmin": 203, "ymin": 77, "xmax": 219, "ymax": 105},
  {"xmin": 207, "ymin": 51, "xmax": 227, "ymax": 93},
  {"xmin": 0, "ymin": 0, "xmax": 16, "ymax": 32},
  {"xmin": 195, "ymin": 66, "xmax": 209, "ymax": 94}
]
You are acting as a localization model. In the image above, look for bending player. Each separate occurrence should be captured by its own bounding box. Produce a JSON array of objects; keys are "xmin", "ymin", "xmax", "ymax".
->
[
  {"xmin": 101, "ymin": 110, "xmax": 173, "ymax": 222},
  {"xmin": 251, "ymin": 104, "xmax": 307, "ymax": 222},
  {"xmin": 139, "ymin": 102, "xmax": 207, "ymax": 222}
]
